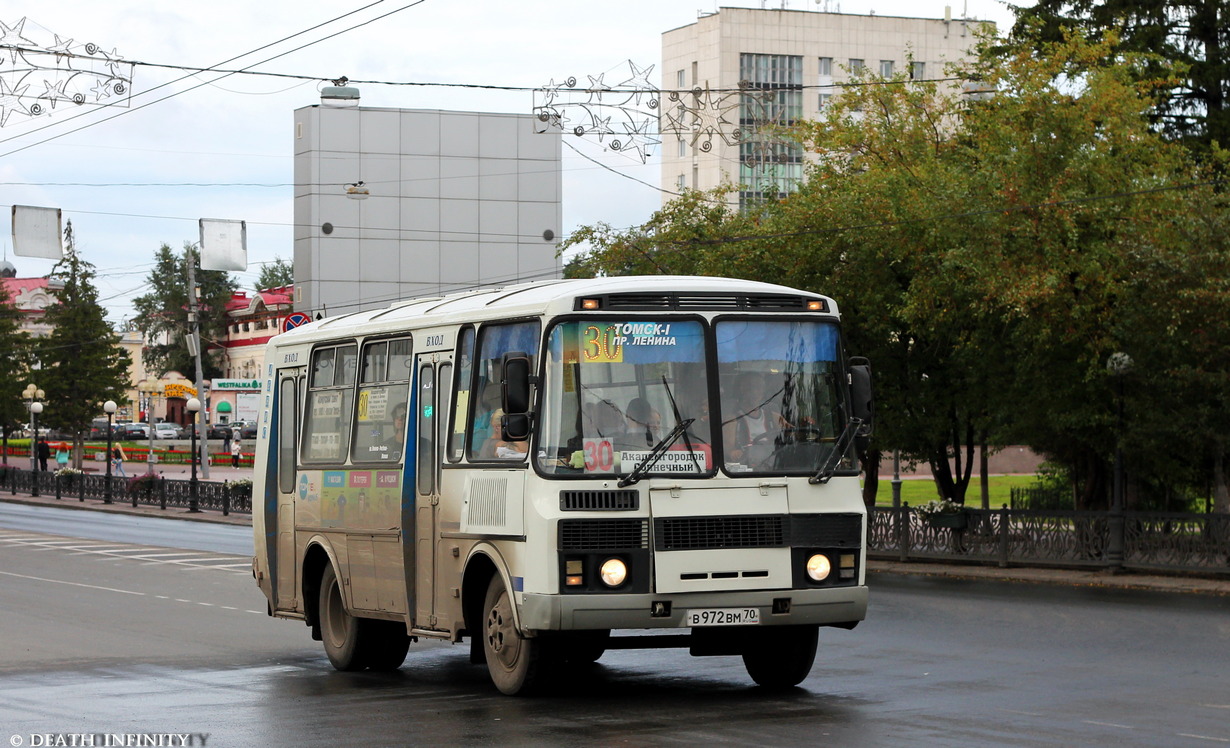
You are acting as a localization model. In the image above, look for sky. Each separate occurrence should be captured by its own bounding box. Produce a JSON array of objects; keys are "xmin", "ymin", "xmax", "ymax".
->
[{"xmin": 0, "ymin": 0, "xmax": 1014, "ymax": 326}]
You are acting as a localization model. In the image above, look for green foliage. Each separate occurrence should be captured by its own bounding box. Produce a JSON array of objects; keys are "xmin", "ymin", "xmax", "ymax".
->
[
  {"xmin": 0, "ymin": 280, "xmax": 32, "ymax": 439},
  {"xmin": 1006, "ymin": 0, "xmax": 1229, "ymax": 153},
  {"xmin": 132, "ymin": 243, "xmax": 238, "ymax": 379},
  {"xmin": 256, "ymin": 257, "xmax": 293, "ymax": 291},
  {"xmin": 567, "ymin": 28, "xmax": 1230, "ymax": 511},
  {"xmin": 38, "ymin": 222, "xmax": 132, "ymax": 458}
]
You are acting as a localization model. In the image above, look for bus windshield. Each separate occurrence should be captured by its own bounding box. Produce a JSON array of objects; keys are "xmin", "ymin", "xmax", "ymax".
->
[
  {"xmin": 716, "ymin": 319, "xmax": 850, "ymax": 475},
  {"xmin": 537, "ymin": 319, "xmax": 713, "ymax": 477}
]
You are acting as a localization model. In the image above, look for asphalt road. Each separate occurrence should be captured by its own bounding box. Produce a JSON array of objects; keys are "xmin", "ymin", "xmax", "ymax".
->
[{"xmin": 1, "ymin": 506, "xmax": 1227, "ymax": 747}]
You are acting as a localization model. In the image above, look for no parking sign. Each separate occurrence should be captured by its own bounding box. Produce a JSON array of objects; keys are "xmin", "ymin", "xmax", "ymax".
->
[{"xmin": 281, "ymin": 312, "xmax": 311, "ymax": 333}]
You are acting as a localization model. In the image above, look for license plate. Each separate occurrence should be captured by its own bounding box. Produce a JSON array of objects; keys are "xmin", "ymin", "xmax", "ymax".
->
[{"xmin": 684, "ymin": 607, "xmax": 761, "ymax": 627}]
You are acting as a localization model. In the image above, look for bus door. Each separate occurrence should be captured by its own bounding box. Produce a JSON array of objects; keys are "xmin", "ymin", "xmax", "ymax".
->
[
  {"xmin": 413, "ymin": 352, "xmax": 453, "ymax": 630},
  {"xmin": 275, "ymin": 369, "xmax": 303, "ymax": 611}
]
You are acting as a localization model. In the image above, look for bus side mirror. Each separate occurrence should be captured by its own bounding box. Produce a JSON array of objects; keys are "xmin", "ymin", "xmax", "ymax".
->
[
  {"xmin": 501, "ymin": 351, "xmax": 533, "ymax": 442},
  {"xmin": 848, "ymin": 357, "xmax": 874, "ymax": 444}
]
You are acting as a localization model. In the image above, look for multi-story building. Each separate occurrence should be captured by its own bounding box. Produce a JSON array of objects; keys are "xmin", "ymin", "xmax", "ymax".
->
[
  {"xmin": 0, "ymin": 260, "xmax": 61, "ymax": 338},
  {"xmin": 661, "ymin": 6, "xmax": 990, "ymax": 208}
]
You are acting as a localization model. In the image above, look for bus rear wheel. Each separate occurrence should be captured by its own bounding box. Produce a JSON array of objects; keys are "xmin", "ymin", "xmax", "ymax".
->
[
  {"xmin": 482, "ymin": 574, "xmax": 542, "ymax": 695},
  {"xmin": 741, "ymin": 624, "xmax": 818, "ymax": 688},
  {"xmin": 319, "ymin": 566, "xmax": 410, "ymax": 671}
]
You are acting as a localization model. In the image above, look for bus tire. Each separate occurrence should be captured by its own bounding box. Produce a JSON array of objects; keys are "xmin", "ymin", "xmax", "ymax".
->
[
  {"xmin": 482, "ymin": 574, "xmax": 542, "ymax": 695},
  {"xmin": 364, "ymin": 620, "xmax": 411, "ymax": 671},
  {"xmin": 558, "ymin": 629, "xmax": 610, "ymax": 664},
  {"xmin": 741, "ymin": 624, "xmax": 818, "ymax": 688},
  {"xmin": 319, "ymin": 564, "xmax": 370, "ymax": 671}
]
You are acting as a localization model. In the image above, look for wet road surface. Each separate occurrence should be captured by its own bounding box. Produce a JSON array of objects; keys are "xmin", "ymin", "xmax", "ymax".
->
[{"xmin": 1, "ymin": 508, "xmax": 1227, "ymax": 746}]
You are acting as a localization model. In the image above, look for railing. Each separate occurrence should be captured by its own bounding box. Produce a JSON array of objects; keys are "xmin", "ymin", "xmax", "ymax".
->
[
  {"xmin": 1, "ymin": 466, "xmax": 251, "ymax": 515},
  {"xmin": 869, "ymin": 504, "xmax": 1230, "ymax": 574}
]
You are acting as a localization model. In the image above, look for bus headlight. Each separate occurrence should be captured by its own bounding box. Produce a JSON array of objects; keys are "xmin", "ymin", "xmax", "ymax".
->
[
  {"xmin": 805, "ymin": 553, "xmax": 832, "ymax": 582},
  {"xmin": 598, "ymin": 557, "xmax": 628, "ymax": 588}
]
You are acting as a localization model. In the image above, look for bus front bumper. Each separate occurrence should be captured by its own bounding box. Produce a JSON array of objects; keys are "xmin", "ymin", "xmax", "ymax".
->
[{"xmin": 518, "ymin": 585, "xmax": 868, "ymax": 632}]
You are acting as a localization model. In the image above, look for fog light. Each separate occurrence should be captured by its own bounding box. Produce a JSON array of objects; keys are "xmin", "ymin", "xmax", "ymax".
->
[
  {"xmin": 599, "ymin": 558, "xmax": 628, "ymax": 587},
  {"xmin": 806, "ymin": 553, "xmax": 832, "ymax": 582},
  {"xmin": 565, "ymin": 575, "xmax": 584, "ymax": 586}
]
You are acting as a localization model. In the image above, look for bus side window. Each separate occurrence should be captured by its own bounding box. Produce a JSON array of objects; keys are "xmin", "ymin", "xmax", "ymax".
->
[
  {"xmin": 448, "ymin": 327, "xmax": 475, "ymax": 462},
  {"xmin": 302, "ymin": 343, "xmax": 357, "ymax": 464},
  {"xmin": 277, "ymin": 376, "xmax": 298, "ymax": 493},
  {"xmin": 467, "ymin": 321, "xmax": 540, "ymax": 461}
]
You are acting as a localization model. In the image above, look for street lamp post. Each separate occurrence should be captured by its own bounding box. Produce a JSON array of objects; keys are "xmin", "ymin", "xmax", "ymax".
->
[
  {"xmin": 23, "ymin": 384, "xmax": 45, "ymax": 496},
  {"xmin": 138, "ymin": 381, "xmax": 162, "ymax": 471},
  {"xmin": 1106, "ymin": 352, "xmax": 1133, "ymax": 570},
  {"xmin": 187, "ymin": 397, "xmax": 201, "ymax": 513},
  {"xmin": 103, "ymin": 400, "xmax": 117, "ymax": 504}
]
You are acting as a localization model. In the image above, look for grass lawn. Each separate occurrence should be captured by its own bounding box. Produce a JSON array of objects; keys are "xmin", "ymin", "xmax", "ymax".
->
[{"xmin": 871, "ymin": 474, "xmax": 1040, "ymax": 507}]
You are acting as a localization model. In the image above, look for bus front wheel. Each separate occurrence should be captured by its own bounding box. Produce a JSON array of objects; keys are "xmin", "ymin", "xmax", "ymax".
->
[
  {"xmin": 741, "ymin": 624, "xmax": 818, "ymax": 688},
  {"xmin": 482, "ymin": 574, "xmax": 542, "ymax": 695}
]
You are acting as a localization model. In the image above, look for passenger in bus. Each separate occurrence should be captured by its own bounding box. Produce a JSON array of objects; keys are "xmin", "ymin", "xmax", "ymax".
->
[
  {"xmin": 583, "ymin": 398, "xmax": 624, "ymax": 439},
  {"xmin": 481, "ymin": 409, "xmax": 528, "ymax": 460},
  {"xmin": 624, "ymin": 397, "xmax": 662, "ymax": 447},
  {"xmin": 724, "ymin": 372, "xmax": 788, "ymax": 465},
  {"xmin": 471, "ymin": 383, "xmax": 503, "ymax": 448},
  {"xmin": 380, "ymin": 402, "xmax": 407, "ymax": 460}
]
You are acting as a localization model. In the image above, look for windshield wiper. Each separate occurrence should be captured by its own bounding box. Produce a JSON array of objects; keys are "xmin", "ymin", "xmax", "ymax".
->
[
  {"xmin": 618, "ymin": 418, "xmax": 695, "ymax": 488},
  {"xmin": 809, "ymin": 417, "xmax": 863, "ymax": 485}
]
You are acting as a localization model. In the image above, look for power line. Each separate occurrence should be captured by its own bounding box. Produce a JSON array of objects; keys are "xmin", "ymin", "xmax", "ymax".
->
[{"xmin": 0, "ymin": 0, "xmax": 430, "ymax": 158}]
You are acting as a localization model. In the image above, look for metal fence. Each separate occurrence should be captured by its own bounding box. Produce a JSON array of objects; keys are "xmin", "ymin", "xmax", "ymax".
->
[
  {"xmin": 869, "ymin": 505, "xmax": 1230, "ymax": 574},
  {"xmin": 1, "ymin": 466, "xmax": 251, "ymax": 515}
]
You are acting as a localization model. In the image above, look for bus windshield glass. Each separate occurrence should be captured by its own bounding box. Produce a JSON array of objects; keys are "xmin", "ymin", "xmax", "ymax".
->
[
  {"xmin": 537, "ymin": 319, "xmax": 713, "ymax": 477},
  {"xmin": 716, "ymin": 319, "xmax": 851, "ymax": 475}
]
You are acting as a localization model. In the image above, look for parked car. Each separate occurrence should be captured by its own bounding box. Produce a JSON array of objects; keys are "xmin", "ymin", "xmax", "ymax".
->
[
  {"xmin": 117, "ymin": 423, "xmax": 150, "ymax": 440},
  {"xmin": 239, "ymin": 421, "xmax": 258, "ymax": 440},
  {"xmin": 153, "ymin": 422, "xmax": 183, "ymax": 440},
  {"xmin": 190, "ymin": 423, "xmax": 232, "ymax": 440},
  {"xmin": 21, "ymin": 423, "xmax": 51, "ymax": 438}
]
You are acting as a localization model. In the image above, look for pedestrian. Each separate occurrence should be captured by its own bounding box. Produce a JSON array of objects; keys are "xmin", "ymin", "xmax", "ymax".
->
[
  {"xmin": 222, "ymin": 428, "xmax": 232, "ymax": 455},
  {"xmin": 36, "ymin": 438, "xmax": 50, "ymax": 471},
  {"xmin": 111, "ymin": 444, "xmax": 127, "ymax": 477},
  {"xmin": 231, "ymin": 438, "xmax": 242, "ymax": 468},
  {"xmin": 55, "ymin": 444, "xmax": 70, "ymax": 468}
]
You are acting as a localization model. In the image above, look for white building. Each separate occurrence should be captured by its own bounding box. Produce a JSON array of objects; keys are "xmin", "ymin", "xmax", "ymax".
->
[
  {"xmin": 293, "ymin": 90, "xmax": 563, "ymax": 319},
  {"xmin": 661, "ymin": 6, "xmax": 991, "ymax": 207}
]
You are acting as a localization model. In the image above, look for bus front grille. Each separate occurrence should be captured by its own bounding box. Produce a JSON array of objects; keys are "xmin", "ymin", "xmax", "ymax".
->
[
  {"xmin": 559, "ymin": 519, "xmax": 649, "ymax": 550},
  {"xmin": 654, "ymin": 515, "xmax": 785, "ymax": 551},
  {"xmin": 560, "ymin": 489, "xmax": 640, "ymax": 511}
]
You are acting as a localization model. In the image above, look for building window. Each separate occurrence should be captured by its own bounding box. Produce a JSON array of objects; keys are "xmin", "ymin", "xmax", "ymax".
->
[
  {"xmin": 677, "ymin": 174, "xmax": 686, "ymax": 191},
  {"xmin": 818, "ymin": 57, "xmax": 832, "ymax": 78},
  {"xmin": 880, "ymin": 60, "xmax": 894, "ymax": 77},
  {"xmin": 738, "ymin": 53, "xmax": 804, "ymax": 208},
  {"xmin": 849, "ymin": 59, "xmax": 865, "ymax": 75},
  {"xmin": 678, "ymin": 138, "xmax": 687, "ymax": 157},
  {"xmin": 911, "ymin": 61, "xmax": 926, "ymax": 80},
  {"xmin": 819, "ymin": 93, "xmax": 832, "ymax": 110},
  {"xmin": 677, "ymin": 69, "xmax": 685, "ymax": 89}
]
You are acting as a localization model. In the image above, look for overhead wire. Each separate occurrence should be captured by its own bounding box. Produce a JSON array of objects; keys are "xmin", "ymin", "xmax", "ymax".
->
[{"xmin": 0, "ymin": 0, "xmax": 431, "ymax": 158}]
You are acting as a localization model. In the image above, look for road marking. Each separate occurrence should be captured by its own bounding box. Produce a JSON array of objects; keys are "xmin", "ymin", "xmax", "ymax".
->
[
  {"xmin": 1200, "ymin": 704, "xmax": 1230, "ymax": 709},
  {"xmin": 1178, "ymin": 735, "xmax": 1230, "ymax": 744},
  {"xmin": 0, "ymin": 569, "xmax": 144, "ymax": 595},
  {"xmin": 1084, "ymin": 721, "xmax": 1134, "ymax": 729},
  {"xmin": 0, "ymin": 532, "xmax": 248, "ymax": 574}
]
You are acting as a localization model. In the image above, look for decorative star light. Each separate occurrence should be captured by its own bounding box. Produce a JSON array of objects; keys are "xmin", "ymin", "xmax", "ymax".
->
[
  {"xmin": 533, "ymin": 61, "xmax": 661, "ymax": 164},
  {"xmin": 0, "ymin": 17, "xmax": 133, "ymax": 126}
]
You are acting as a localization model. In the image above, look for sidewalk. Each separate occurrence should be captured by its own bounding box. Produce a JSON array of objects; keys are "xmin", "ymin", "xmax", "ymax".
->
[{"xmin": 2, "ymin": 480, "xmax": 1226, "ymax": 596}]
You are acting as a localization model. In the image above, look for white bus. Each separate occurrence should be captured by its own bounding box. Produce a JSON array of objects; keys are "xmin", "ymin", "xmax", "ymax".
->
[{"xmin": 252, "ymin": 275, "xmax": 873, "ymax": 694}]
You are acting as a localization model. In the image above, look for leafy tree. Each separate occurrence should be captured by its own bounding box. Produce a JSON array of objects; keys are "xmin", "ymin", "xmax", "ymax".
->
[
  {"xmin": 257, "ymin": 256, "xmax": 294, "ymax": 291},
  {"xmin": 0, "ymin": 281, "xmax": 32, "ymax": 463},
  {"xmin": 37, "ymin": 221, "xmax": 132, "ymax": 465},
  {"xmin": 1007, "ymin": 0, "xmax": 1230, "ymax": 152},
  {"xmin": 132, "ymin": 243, "xmax": 238, "ymax": 380},
  {"xmin": 567, "ymin": 29, "xmax": 1230, "ymax": 511}
]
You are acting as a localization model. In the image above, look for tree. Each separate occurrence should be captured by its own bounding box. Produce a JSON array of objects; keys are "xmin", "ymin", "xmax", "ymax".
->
[
  {"xmin": 0, "ymin": 281, "xmax": 32, "ymax": 463},
  {"xmin": 567, "ymin": 29, "xmax": 1230, "ymax": 511},
  {"xmin": 132, "ymin": 243, "xmax": 238, "ymax": 380},
  {"xmin": 257, "ymin": 256, "xmax": 294, "ymax": 291},
  {"xmin": 38, "ymin": 221, "xmax": 132, "ymax": 466},
  {"xmin": 1008, "ymin": 0, "xmax": 1230, "ymax": 153}
]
